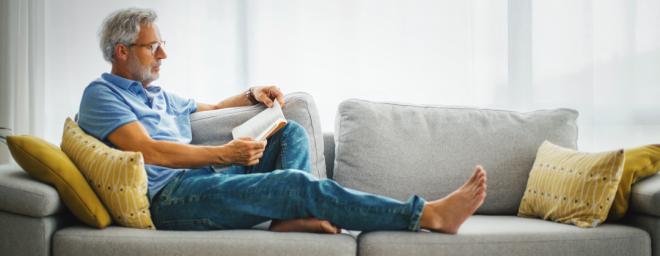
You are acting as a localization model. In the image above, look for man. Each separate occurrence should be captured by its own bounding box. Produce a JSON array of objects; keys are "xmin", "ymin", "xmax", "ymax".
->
[{"xmin": 78, "ymin": 8, "xmax": 487, "ymax": 234}]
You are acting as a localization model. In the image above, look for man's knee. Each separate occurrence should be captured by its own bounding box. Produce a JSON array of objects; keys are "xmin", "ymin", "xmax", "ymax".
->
[{"xmin": 283, "ymin": 121, "xmax": 308, "ymax": 141}]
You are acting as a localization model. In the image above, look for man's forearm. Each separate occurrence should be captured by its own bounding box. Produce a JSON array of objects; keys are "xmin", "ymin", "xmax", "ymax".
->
[
  {"xmin": 141, "ymin": 140, "xmax": 230, "ymax": 168},
  {"xmin": 195, "ymin": 90, "xmax": 256, "ymax": 112},
  {"xmin": 215, "ymin": 90, "xmax": 256, "ymax": 109}
]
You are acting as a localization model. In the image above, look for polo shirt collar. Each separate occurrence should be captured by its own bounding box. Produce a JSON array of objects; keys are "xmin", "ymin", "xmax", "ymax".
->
[
  {"xmin": 101, "ymin": 72, "xmax": 142, "ymax": 90},
  {"xmin": 101, "ymin": 72, "xmax": 162, "ymax": 94}
]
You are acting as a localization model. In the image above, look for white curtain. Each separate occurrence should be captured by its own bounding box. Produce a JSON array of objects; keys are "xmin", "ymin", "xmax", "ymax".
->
[
  {"xmin": 0, "ymin": 0, "xmax": 45, "ymax": 164},
  {"xmin": 2, "ymin": 0, "xmax": 660, "ymax": 164}
]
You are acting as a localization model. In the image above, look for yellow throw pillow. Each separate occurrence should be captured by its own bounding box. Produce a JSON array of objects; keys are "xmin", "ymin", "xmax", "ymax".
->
[
  {"xmin": 6, "ymin": 135, "xmax": 112, "ymax": 228},
  {"xmin": 60, "ymin": 118, "xmax": 155, "ymax": 229},
  {"xmin": 608, "ymin": 145, "xmax": 660, "ymax": 221},
  {"xmin": 518, "ymin": 141, "xmax": 624, "ymax": 228}
]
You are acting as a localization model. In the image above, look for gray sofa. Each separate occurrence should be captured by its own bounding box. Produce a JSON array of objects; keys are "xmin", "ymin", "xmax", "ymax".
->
[{"xmin": 1, "ymin": 94, "xmax": 660, "ymax": 256}]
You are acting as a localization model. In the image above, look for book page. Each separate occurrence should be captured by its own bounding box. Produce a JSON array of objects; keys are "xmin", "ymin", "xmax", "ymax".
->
[{"xmin": 232, "ymin": 101, "xmax": 287, "ymax": 140}]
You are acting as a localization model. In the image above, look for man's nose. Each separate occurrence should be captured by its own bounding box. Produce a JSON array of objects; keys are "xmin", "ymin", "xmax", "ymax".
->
[{"xmin": 155, "ymin": 46, "xmax": 167, "ymax": 59}]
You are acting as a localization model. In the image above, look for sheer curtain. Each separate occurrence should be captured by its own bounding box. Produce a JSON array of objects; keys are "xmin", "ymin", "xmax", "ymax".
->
[
  {"xmin": 0, "ymin": 0, "xmax": 45, "ymax": 164},
  {"xmin": 2, "ymin": 0, "xmax": 659, "ymax": 164},
  {"xmin": 245, "ymin": 0, "xmax": 660, "ymax": 151}
]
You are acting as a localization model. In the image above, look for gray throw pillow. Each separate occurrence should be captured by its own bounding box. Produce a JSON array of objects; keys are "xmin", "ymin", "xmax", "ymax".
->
[
  {"xmin": 190, "ymin": 92, "xmax": 326, "ymax": 179},
  {"xmin": 333, "ymin": 99, "xmax": 578, "ymax": 214}
]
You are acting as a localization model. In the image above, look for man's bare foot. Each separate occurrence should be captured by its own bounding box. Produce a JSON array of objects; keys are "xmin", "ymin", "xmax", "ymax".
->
[
  {"xmin": 420, "ymin": 165, "xmax": 487, "ymax": 234},
  {"xmin": 269, "ymin": 218, "xmax": 340, "ymax": 234}
]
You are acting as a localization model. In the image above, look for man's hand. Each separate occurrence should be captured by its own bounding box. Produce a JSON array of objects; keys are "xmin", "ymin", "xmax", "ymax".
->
[
  {"xmin": 251, "ymin": 85, "xmax": 285, "ymax": 108},
  {"xmin": 220, "ymin": 138, "xmax": 267, "ymax": 166}
]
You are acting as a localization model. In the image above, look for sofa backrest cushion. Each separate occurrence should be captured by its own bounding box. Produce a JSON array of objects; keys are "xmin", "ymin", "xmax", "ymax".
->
[
  {"xmin": 333, "ymin": 99, "xmax": 578, "ymax": 214},
  {"xmin": 190, "ymin": 92, "xmax": 327, "ymax": 179}
]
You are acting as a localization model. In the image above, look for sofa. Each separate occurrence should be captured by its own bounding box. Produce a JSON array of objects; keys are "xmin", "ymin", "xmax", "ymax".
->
[{"xmin": 1, "ymin": 94, "xmax": 659, "ymax": 256}]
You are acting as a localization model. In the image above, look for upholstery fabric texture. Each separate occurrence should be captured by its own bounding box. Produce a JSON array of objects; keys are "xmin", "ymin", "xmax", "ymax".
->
[
  {"xmin": 518, "ymin": 141, "xmax": 624, "ymax": 228},
  {"xmin": 6, "ymin": 135, "xmax": 111, "ymax": 228},
  {"xmin": 60, "ymin": 118, "xmax": 154, "ymax": 229},
  {"xmin": 630, "ymin": 174, "xmax": 660, "ymax": 217},
  {"xmin": 0, "ymin": 164, "xmax": 63, "ymax": 217},
  {"xmin": 0, "ymin": 211, "xmax": 73, "ymax": 256},
  {"xmin": 333, "ymin": 99, "xmax": 578, "ymax": 214},
  {"xmin": 190, "ymin": 92, "xmax": 327, "ymax": 179},
  {"xmin": 626, "ymin": 213, "xmax": 660, "ymax": 256},
  {"xmin": 53, "ymin": 226, "xmax": 357, "ymax": 256},
  {"xmin": 358, "ymin": 215, "xmax": 650, "ymax": 256},
  {"xmin": 609, "ymin": 145, "xmax": 660, "ymax": 220},
  {"xmin": 323, "ymin": 132, "xmax": 335, "ymax": 179}
]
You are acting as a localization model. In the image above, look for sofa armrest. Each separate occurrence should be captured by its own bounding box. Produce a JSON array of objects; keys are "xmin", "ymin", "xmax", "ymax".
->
[
  {"xmin": 0, "ymin": 165, "xmax": 78, "ymax": 256},
  {"xmin": 631, "ymin": 174, "xmax": 660, "ymax": 217},
  {"xmin": 625, "ymin": 213, "xmax": 660, "ymax": 256},
  {"xmin": 0, "ymin": 164, "xmax": 64, "ymax": 217}
]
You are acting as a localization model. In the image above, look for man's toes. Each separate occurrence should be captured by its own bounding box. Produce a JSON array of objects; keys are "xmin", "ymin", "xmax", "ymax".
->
[
  {"xmin": 475, "ymin": 165, "xmax": 485, "ymax": 175},
  {"xmin": 469, "ymin": 166, "xmax": 482, "ymax": 181}
]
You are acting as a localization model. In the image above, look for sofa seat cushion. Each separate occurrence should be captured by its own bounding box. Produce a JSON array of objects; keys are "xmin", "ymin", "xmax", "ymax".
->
[
  {"xmin": 358, "ymin": 215, "xmax": 650, "ymax": 256},
  {"xmin": 53, "ymin": 226, "xmax": 357, "ymax": 256},
  {"xmin": 0, "ymin": 164, "xmax": 63, "ymax": 217}
]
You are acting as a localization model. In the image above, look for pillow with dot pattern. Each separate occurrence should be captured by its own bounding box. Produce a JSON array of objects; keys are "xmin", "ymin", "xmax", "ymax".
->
[
  {"xmin": 61, "ymin": 118, "xmax": 155, "ymax": 229},
  {"xmin": 517, "ymin": 140, "xmax": 624, "ymax": 228}
]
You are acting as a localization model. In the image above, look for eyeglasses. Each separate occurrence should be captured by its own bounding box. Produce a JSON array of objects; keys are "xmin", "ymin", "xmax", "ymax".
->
[{"xmin": 129, "ymin": 41, "xmax": 166, "ymax": 55}]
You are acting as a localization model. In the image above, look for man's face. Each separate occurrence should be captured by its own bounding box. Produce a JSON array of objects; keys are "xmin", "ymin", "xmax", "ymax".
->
[{"xmin": 126, "ymin": 24, "xmax": 167, "ymax": 86}]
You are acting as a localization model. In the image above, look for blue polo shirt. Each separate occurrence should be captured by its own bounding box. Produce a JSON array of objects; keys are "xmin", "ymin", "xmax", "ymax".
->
[{"xmin": 78, "ymin": 73, "xmax": 202, "ymax": 200}]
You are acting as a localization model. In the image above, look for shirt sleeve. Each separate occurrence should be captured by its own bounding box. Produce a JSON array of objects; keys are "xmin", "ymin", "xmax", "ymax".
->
[{"xmin": 78, "ymin": 84, "xmax": 138, "ymax": 140}]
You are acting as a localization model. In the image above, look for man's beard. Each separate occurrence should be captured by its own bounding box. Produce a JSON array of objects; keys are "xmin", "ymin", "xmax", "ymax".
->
[{"xmin": 127, "ymin": 54, "xmax": 159, "ymax": 86}]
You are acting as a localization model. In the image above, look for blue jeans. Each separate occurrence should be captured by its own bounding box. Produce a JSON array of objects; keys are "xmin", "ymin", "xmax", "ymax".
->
[{"xmin": 150, "ymin": 121, "xmax": 426, "ymax": 231}]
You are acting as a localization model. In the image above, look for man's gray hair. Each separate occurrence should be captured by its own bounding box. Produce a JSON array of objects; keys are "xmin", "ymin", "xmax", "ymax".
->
[{"xmin": 99, "ymin": 8, "xmax": 157, "ymax": 63}]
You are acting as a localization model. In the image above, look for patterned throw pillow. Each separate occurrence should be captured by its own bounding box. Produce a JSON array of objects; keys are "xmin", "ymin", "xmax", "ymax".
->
[
  {"xmin": 608, "ymin": 145, "xmax": 660, "ymax": 220},
  {"xmin": 60, "ymin": 118, "xmax": 155, "ymax": 229},
  {"xmin": 7, "ymin": 135, "xmax": 112, "ymax": 228},
  {"xmin": 518, "ymin": 141, "xmax": 624, "ymax": 228}
]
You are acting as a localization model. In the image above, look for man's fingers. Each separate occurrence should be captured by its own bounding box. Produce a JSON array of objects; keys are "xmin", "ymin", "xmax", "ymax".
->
[
  {"xmin": 270, "ymin": 87, "xmax": 285, "ymax": 107},
  {"xmin": 249, "ymin": 140, "xmax": 266, "ymax": 149},
  {"xmin": 262, "ymin": 96, "xmax": 274, "ymax": 108},
  {"xmin": 247, "ymin": 159, "xmax": 259, "ymax": 166},
  {"xmin": 253, "ymin": 85, "xmax": 285, "ymax": 108},
  {"xmin": 256, "ymin": 89, "xmax": 274, "ymax": 107},
  {"xmin": 251, "ymin": 152, "xmax": 263, "ymax": 161}
]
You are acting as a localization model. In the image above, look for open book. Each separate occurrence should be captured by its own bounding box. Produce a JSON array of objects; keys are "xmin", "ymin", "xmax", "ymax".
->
[{"xmin": 232, "ymin": 101, "xmax": 288, "ymax": 141}]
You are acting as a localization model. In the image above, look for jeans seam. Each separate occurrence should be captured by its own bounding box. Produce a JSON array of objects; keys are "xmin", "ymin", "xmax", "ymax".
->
[{"xmin": 408, "ymin": 196, "xmax": 425, "ymax": 231}]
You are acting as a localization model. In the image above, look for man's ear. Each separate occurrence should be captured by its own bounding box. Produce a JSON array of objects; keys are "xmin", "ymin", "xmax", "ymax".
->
[{"xmin": 114, "ymin": 44, "xmax": 130, "ymax": 62}]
